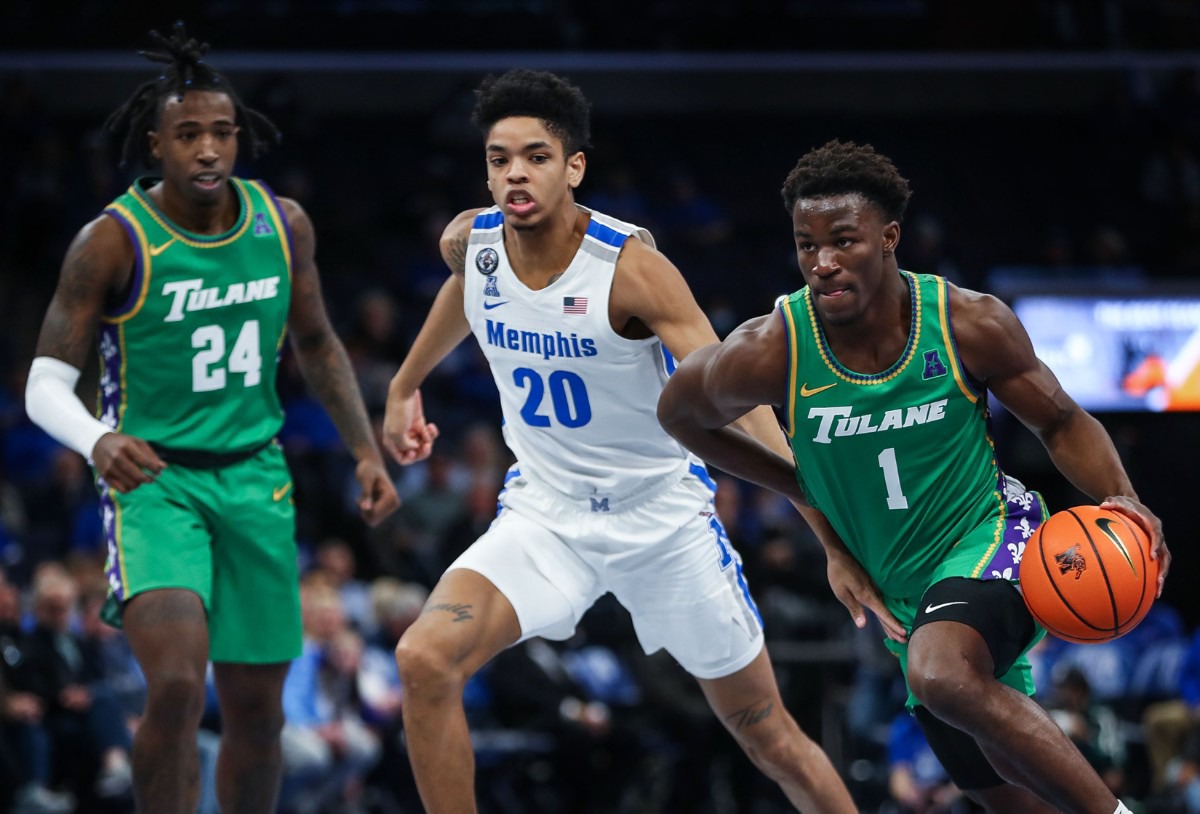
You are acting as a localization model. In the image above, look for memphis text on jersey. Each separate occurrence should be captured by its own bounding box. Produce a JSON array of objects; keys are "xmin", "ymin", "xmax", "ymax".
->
[{"xmin": 485, "ymin": 319, "xmax": 598, "ymax": 361}]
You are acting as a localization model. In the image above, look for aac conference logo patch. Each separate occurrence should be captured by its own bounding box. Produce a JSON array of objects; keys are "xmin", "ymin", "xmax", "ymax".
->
[{"xmin": 476, "ymin": 247, "xmax": 499, "ymax": 275}]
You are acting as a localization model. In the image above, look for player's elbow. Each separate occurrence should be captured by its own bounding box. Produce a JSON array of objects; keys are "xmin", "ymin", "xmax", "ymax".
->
[{"xmin": 656, "ymin": 381, "xmax": 689, "ymax": 441}]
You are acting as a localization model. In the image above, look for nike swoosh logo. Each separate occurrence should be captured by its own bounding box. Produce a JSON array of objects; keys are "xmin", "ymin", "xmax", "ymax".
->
[
  {"xmin": 273, "ymin": 483, "xmax": 292, "ymax": 502},
  {"xmin": 1095, "ymin": 517, "xmax": 1137, "ymax": 575},
  {"xmin": 483, "ymin": 300, "xmax": 509, "ymax": 310},
  {"xmin": 799, "ymin": 382, "xmax": 838, "ymax": 397},
  {"xmin": 148, "ymin": 237, "xmax": 176, "ymax": 257},
  {"xmin": 925, "ymin": 601, "xmax": 968, "ymax": 613}
]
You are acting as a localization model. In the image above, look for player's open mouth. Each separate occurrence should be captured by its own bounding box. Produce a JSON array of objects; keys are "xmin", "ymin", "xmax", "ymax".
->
[
  {"xmin": 192, "ymin": 172, "xmax": 222, "ymax": 190},
  {"xmin": 506, "ymin": 192, "xmax": 536, "ymax": 215}
]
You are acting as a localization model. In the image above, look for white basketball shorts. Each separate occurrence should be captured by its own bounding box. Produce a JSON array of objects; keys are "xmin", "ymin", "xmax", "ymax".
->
[{"xmin": 447, "ymin": 463, "xmax": 765, "ymax": 679}]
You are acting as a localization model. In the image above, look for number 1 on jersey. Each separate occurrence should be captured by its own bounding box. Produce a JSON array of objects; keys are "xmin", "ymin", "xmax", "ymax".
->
[{"xmin": 877, "ymin": 447, "xmax": 909, "ymax": 510}]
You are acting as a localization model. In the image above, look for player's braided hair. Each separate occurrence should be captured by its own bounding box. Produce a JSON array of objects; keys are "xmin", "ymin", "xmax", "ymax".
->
[
  {"xmin": 781, "ymin": 140, "xmax": 912, "ymax": 222},
  {"xmin": 471, "ymin": 69, "xmax": 592, "ymax": 155},
  {"xmin": 103, "ymin": 21, "xmax": 280, "ymax": 169}
]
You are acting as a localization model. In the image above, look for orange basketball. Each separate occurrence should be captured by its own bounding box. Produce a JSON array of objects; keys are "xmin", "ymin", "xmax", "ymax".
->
[{"xmin": 1020, "ymin": 505, "xmax": 1158, "ymax": 644}]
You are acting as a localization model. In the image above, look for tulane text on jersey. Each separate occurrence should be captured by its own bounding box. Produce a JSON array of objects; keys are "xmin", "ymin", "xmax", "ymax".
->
[{"xmin": 806, "ymin": 398, "xmax": 949, "ymax": 444}]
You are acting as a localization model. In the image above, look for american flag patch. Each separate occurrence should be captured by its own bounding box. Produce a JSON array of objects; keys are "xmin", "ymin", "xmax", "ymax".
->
[{"xmin": 563, "ymin": 296, "xmax": 588, "ymax": 314}]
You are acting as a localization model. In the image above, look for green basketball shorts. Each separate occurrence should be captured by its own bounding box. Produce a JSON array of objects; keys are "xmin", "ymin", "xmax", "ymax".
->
[{"xmin": 99, "ymin": 441, "xmax": 301, "ymax": 664}]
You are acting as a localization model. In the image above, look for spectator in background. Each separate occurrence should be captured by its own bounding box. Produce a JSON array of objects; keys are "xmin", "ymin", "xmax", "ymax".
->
[
  {"xmin": 1145, "ymin": 627, "xmax": 1200, "ymax": 795},
  {"xmin": 13, "ymin": 565, "xmax": 133, "ymax": 806},
  {"xmin": 390, "ymin": 450, "xmax": 466, "ymax": 581},
  {"xmin": 358, "ymin": 577, "xmax": 427, "ymax": 812},
  {"xmin": 358, "ymin": 577, "xmax": 428, "ymax": 727},
  {"xmin": 280, "ymin": 626, "xmax": 380, "ymax": 814},
  {"xmin": 344, "ymin": 288, "xmax": 406, "ymax": 415},
  {"xmin": 313, "ymin": 538, "xmax": 375, "ymax": 639},
  {"xmin": 902, "ymin": 214, "xmax": 962, "ymax": 286},
  {"xmin": 1046, "ymin": 667, "xmax": 1129, "ymax": 802},
  {"xmin": 0, "ymin": 574, "xmax": 75, "ymax": 814}
]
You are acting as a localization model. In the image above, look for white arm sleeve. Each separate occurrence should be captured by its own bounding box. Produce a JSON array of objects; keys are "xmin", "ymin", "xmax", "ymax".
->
[{"xmin": 25, "ymin": 356, "xmax": 113, "ymax": 459}]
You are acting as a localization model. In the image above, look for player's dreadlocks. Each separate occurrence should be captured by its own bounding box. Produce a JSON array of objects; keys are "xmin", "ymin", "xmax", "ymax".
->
[
  {"xmin": 781, "ymin": 140, "xmax": 912, "ymax": 223},
  {"xmin": 471, "ymin": 69, "xmax": 592, "ymax": 155},
  {"xmin": 103, "ymin": 21, "xmax": 280, "ymax": 169}
]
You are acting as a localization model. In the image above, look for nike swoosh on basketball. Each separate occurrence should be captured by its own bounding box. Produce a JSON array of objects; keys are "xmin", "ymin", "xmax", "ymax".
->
[
  {"xmin": 148, "ymin": 237, "xmax": 176, "ymax": 257},
  {"xmin": 799, "ymin": 382, "xmax": 837, "ymax": 397},
  {"xmin": 273, "ymin": 483, "xmax": 292, "ymax": 501},
  {"xmin": 483, "ymin": 300, "xmax": 509, "ymax": 310},
  {"xmin": 925, "ymin": 601, "xmax": 968, "ymax": 613}
]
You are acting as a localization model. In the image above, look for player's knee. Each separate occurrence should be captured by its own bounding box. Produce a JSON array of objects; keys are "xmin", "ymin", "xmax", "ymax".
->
[
  {"xmin": 395, "ymin": 634, "xmax": 461, "ymax": 696},
  {"xmin": 223, "ymin": 701, "xmax": 285, "ymax": 746},
  {"xmin": 906, "ymin": 652, "xmax": 982, "ymax": 720},
  {"xmin": 736, "ymin": 719, "xmax": 816, "ymax": 784},
  {"xmin": 143, "ymin": 671, "xmax": 207, "ymax": 729}
]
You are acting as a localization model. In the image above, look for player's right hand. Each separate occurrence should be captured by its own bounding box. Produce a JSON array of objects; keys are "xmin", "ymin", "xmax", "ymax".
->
[
  {"xmin": 92, "ymin": 432, "xmax": 166, "ymax": 493},
  {"xmin": 826, "ymin": 545, "xmax": 908, "ymax": 643},
  {"xmin": 382, "ymin": 388, "xmax": 439, "ymax": 466}
]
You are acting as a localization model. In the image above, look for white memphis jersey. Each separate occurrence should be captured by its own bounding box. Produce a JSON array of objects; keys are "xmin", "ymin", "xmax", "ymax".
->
[{"xmin": 461, "ymin": 205, "xmax": 692, "ymax": 501}]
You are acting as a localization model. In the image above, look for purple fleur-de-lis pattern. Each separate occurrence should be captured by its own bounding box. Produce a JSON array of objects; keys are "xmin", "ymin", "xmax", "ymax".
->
[{"xmin": 981, "ymin": 474, "xmax": 1046, "ymax": 581}]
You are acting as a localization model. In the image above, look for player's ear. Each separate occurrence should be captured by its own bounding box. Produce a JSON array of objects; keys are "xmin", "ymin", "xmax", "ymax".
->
[
  {"xmin": 882, "ymin": 221, "xmax": 900, "ymax": 257},
  {"xmin": 148, "ymin": 129, "xmax": 161, "ymax": 161},
  {"xmin": 566, "ymin": 151, "xmax": 586, "ymax": 190}
]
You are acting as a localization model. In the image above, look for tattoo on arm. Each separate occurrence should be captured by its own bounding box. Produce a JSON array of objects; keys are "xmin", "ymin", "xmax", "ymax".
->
[
  {"xmin": 445, "ymin": 233, "xmax": 469, "ymax": 275},
  {"xmin": 294, "ymin": 329, "xmax": 377, "ymax": 460},
  {"xmin": 426, "ymin": 602, "xmax": 474, "ymax": 622},
  {"xmin": 726, "ymin": 700, "xmax": 775, "ymax": 732}
]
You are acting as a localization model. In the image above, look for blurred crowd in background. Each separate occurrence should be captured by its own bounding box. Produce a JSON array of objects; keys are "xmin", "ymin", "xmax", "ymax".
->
[{"xmin": 3, "ymin": 1, "xmax": 1200, "ymax": 811}]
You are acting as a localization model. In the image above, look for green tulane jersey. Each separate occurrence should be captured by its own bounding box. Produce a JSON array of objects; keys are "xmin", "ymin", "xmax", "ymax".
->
[
  {"xmin": 780, "ymin": 271, "xmax": 1006, "ymax": 601},
  {"xmin": 97, "ymin": 177, "xmax": 292, "ymax": 454}
]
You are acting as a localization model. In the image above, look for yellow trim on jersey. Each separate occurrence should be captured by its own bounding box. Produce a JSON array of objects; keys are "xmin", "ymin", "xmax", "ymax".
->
[
  {"xmin": 969, "ymin": 486, "xmax": 1009, "ymax": 579},
  {"xmin": 116, "ymin": 324, "xmax": 129, "ymax": 431},
  {"xmin": 128, "ymin": 179, "xmax": 252, "ymax": 248},
  {"xmin": 244, "ymin": 180, "xmax": 292, "ymax": 277},
  {"xmin": 110, "ymin": 490, "xmax": 130, "ymax": 591},
  {"xmin": 780, "ymin": 300, "xmax": 801, "ymax": 440},
  {"xmin": 244, "ymin": 179, "xmax": 294, "ymax": 353},
  {"xmin": 803, "ymin": 271, "xmax": 922, "ymax": 384},
  {"xmin": 101, "ymin": 203, "xmax": 154, "ymax": 324},
  {"xmin": 935, "ymin": 276, "xmax": 978, "ymax": 403}
]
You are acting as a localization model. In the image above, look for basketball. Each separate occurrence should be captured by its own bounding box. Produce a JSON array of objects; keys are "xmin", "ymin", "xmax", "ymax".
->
[{"xmin": 1020, "ymin": 506, "xmax": 1158, "ymax": 644}]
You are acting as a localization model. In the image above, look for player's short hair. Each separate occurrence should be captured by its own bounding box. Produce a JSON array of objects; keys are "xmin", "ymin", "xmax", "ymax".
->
[
  {"xmin": 104, "ymin": 21, "xmax": 279, "ymax": 169},
  {"xmin": 781, "ymin": 139, "xmax": 912, "ymax": 222},
  {"xmin": 471, "ymin": 69, "xmax": 592, "ymax": 155}
]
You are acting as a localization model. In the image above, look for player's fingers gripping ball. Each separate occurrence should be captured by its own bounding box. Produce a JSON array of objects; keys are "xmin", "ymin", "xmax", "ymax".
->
[{"xmin": 1020, "ymin": 506, "xmax": 1158, "ymax": 644}]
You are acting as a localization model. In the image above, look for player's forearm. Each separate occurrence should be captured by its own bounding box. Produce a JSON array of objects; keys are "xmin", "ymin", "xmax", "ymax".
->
[
  {"xmin": 731, "ymin": 405, "xmax": 792, "ymax": 459},
  {"xmin": 292, "ymin": 333, "xmax": 381, "ymax": 463},
  {"xmin": 1040, "ymin": 409, "xmax": 1137, "ymax": 502},
  {"xmin": 389, "ymin": 276, "xmax": 471, "ymax": 396},
  {"xmin": 25, "ymin": 357, "xmax": 112, "ymax": 458},
  {"xmin": 663, "ymin": 415, "xmax": 803, "ymax": 501},
  {"xmin": 789, "ymin": 500, "xmax": 851, "ymax": 555}
]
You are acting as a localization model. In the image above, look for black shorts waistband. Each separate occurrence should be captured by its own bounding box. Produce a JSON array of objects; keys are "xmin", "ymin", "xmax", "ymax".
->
[{"xmin": 149, "ymin": 439, "xmax": 273, "ymax": 469}]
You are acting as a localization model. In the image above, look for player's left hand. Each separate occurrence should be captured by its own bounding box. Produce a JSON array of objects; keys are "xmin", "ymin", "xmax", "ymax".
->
[
  {"xmin": 1101, "ymin": 495, "xmax": 1169, "ymax": 597},
  {"xmin": 355, "ymin": 458, "xmax": 400, "ymax": 527}
]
